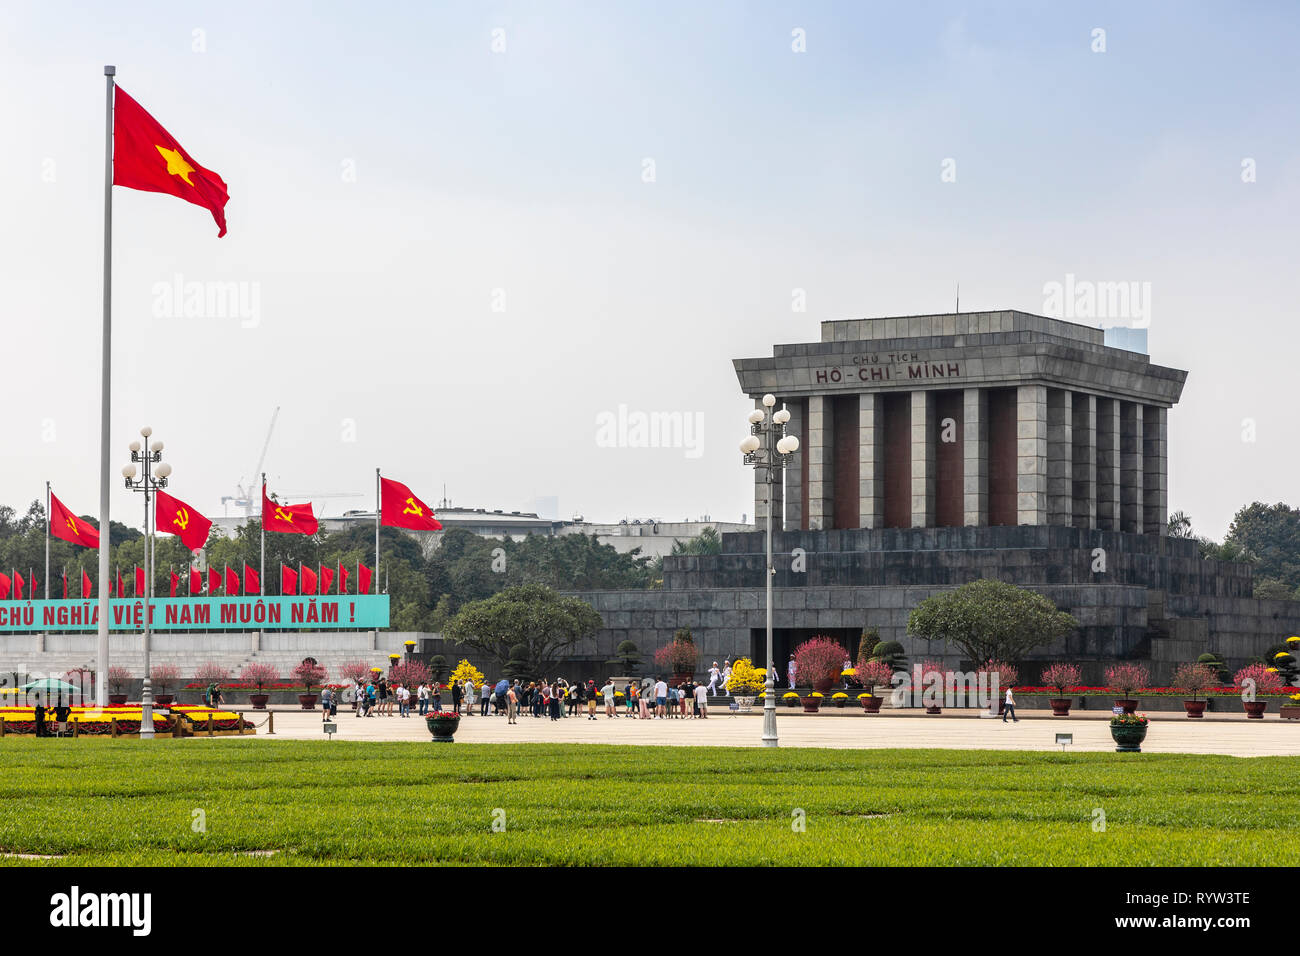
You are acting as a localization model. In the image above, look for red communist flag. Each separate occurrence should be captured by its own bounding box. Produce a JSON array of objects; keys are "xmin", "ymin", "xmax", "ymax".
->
[
  {"xmin": 262, "ymin": 484, "xmax": 318, "ymax": 536},
  {"xmin": 82, "ymin": 570, "xmax": 92, "ymax": 599},
  {"xmin": 135, "ymin": 566, "xmax": 146, "ymax": 597},
  {"xmin": 49, "ymin": 493, "xmax": 100, "ymax": 549},
  {"xmin": 155, "ymin": 490, "xmax": 213, "ymax": 551},
  {"xmin": 300, "ymin": 564, "xmax": 318, "ymax": 595},
  {"xmin": 338, "ymin": 563, "xmax": 349, "ymax": 595},
  {"xmin": 113, "ymin": 87, "xmax": 229, "ymax": 237},
  {"xmin": 244, "ymin": 565, "xmax": 260, "ymax": 595},
  {"xmin": 0, "ymin": 573, "xmax": 9, "ymax": 600},
  {"xmin": 208, "ymin": 568, "xmax": 221, "ymax": 595},
  {"xmin": 281, "ymin": 564, "xmax": 297, "ymax": 596},
  {"xmin": 380, "ymin": 477, "xmax": 443, "ymax": 531},
  {"xmin": 170, "ymin": 571, "xmax": 179, "ymax": 598},
  {"xmin": 319, "ymin": 566, "xmax": 334, "ymax": 595},
  {"xmin": 189, "ymin": 567, "xmax": 202, "ymax": 595},
  {"xmin": 359, "ymin": 562, "xmax": 373, "ymax": 595},
  {"xmin": 225, "ymin": 566, "xmax": 241, "ymax": 596}
]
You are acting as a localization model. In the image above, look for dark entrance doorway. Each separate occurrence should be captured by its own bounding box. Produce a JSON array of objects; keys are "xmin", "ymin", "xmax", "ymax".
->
[{"xmin": 749, "ymin": 627, "xmax": 866, "ymax": 689}]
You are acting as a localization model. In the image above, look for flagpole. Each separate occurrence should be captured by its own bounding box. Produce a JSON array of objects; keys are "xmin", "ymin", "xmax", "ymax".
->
[
  {"xmin": 44, "ymin": 482, "xmax": 50, "ymax": 600},
  {"xmin": 260, "ymin": 472, "xmax": 265, "ymax": 601},
  {"xmin": 95, "ymin": 65, "xmax": 116, "ymax": 707},
  {"xmin": 374, "ymin": 468, "xmax": 380, "ymax": 595}
]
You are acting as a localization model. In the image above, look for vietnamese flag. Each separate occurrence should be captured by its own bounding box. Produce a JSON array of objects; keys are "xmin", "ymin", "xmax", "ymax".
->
[
  {"xmin": 319, "ymin": 565, "xmax": 334, "ymax": 595},
  {"xmin": 244, "ymin": 565, "xmax": 260, "ymax": 595},
  {"xmin": 338, "ymin": 563, "xmax": 349, "ymax": 595},
  {"xmin": 380, "ymin": 477, "xmax": 443, "ymax": 532},
  {"xmin": 49, "ymin": 493, "xmax": 100, "ymax": 549},
  {"xmin": 189, "ymin": 567, "xmax": 202, "ymax": 595},
  {"xmin": 359, "ymin": 562, "xmax": 373, "ymax": 595},
  {"xmin": 113, "ymin": 87, "xmax": 229, "ymax": 237},
  {"xmin": 0, "ymin": 573, "xmax": 9, "ymax": 600},
  {"xmin": 170, "ymin": 571, "xmax": 179, "ymax": 598},
  {"xmin": 208, "ymin": 568, "xmax": 221, "ymax": 595},
  {"xmin": 81, "ymin": 570, "xmax": 93, "ymax": 599},
  {"xmin": 155, "ymin": 490, "xmax": 213, "ymax": 551},
  {"xmin": 135, "ymin": 566, "xmax": 146, "ymax": 597},
  {"xmin": 225, "ymin": 566, "xmax": 241, "ymax": 596},
  {"xmin": 281, "ymin": 564, "xmax": 297, "ymax": 596},
  {"xmin": 263, "ymin": 484, "xmax": 318, "ymax": 536},
  {"xmin": 300, "ymin": 564, "xmax": 318, "ymax": 595}
]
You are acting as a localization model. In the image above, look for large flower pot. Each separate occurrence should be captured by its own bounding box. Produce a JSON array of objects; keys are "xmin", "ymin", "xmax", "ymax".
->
[
  {"xmin": 672, "ymin": 672, "xmax": 693, "ymax": 686},
  {"xmin": 1280, "ymin": 705, "xmax": 1300, "ymax": 720},
  {"xmin": 426, "ymin": 714, "xmax": 461, "ymax": 743},
  {"xmin": 801, "ymin": 697, "xmax": 821, "ymax": 713},
  {"xmin": 1244, "ymin": 701, "xmax": 1267, "ymax": 719},
  {"xmin": 249, "ymin": 694, "xmax": 270, "ymax": 710},
  {"xmin": 1049, "ymin": 698, "xmax": 1072, "ymax": 717},
  {"xmin": 108, "ymin": 694, "xmax": 127, "ymax": 705},
  {"xmin": 785, "ymin": 697, "xmax": 800, "ymax": 708},
  {"xmin": 152, "ymin": 694, "xmax": 174, "ymax": 707},
  {"xmin": 812, "ymin": 678, "xmax": 834, "ymax": 695},
  {"xmin": 1183, "ymin": 700, "xmax": 1206, "ymax": 719},
  {"xmin": 861, "ymin": 696, "xmax": 883, "ymax": 714},
  {"xmin": 1114, "ymin": 698, "xmax": 1139, "ymax": 714},
  {"xmin": 1110, "ymin": 721, "xmax": 1148, "ymax": 752},
  {"xmin": 298, "ymin": 694, "xmax": 319, "ymax": 711}
]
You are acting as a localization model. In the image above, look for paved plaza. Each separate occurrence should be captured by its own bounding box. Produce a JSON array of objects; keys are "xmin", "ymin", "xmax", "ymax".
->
[{"xmin": 226, "ymin": 707, "xmax": 1300, "ymax": 757}]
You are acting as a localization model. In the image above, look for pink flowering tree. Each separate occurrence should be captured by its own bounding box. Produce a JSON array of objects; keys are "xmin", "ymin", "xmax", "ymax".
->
[
  {"xmin": 291, "ymin": 659, "xmax": 328, "ymax": 693},
  {"xmin": 239, "ymin": 662, "xmax": 280, "ymax": 693},
  {"xmin": 1104, "ymin": 663, "xmax": 1150, "ymax": 698},
  {"xmin": 980, "ymin": 659, "xmax": 1020, "ymax": 692},
  {"xmin": 388, "ymin": 660, "xmax": 430, "ymax": 689},
  {"xmin": 107, "ymin": 665, "xmax": 132, "ymax": 695},
  {"xmin": 794, "ymin": 636, "xmax": 848, "ymax": 692},
  {"xmin": 856, "ymin": 659, "xmax": 894, "ymax": 697},
  {"xmin": 1234, "ymin": 662, "xmax": 1284, "ymax": 697},
  {"xmin": 149, "ymin": 663, "xmax": 181, "ymax": 695},
  {"xmin": 193, "ymin": 661, "xmax": 231, "ymax": 686},
  {"xmin": 339, "ymin": 660, "xmax": 373, "ymax": 688},
  {"xmin": 1041, "ymin": 662, "xmax": 1082, "ymax": 696},
  {"xmin": 1172, "ymin": 662, "xmax": 1218, "ymax": 701}
]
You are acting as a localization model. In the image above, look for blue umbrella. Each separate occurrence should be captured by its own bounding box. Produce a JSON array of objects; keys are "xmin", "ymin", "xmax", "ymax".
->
[{"xmin": 494, "ymin": 679, "xmax": 510, "ymax": 697}]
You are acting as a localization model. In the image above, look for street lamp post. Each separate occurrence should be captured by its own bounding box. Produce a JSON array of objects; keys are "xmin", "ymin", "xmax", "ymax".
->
[
  {"xmin": 122, "ymin": 426, "xmax": 171, "ymax": 741},
  {"xmin": 740, "ymin": 393, "xmax": 799, "ymax": 748}
]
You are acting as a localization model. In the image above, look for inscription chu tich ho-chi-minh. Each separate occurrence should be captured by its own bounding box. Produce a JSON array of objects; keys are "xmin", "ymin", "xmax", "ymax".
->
[{"xmin": 815, "ymin": 355, "xmax": 963, "ymax": 384}]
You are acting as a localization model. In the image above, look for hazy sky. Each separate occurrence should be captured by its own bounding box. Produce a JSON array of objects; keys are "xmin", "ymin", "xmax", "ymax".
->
[{"xmin": 1, "ymin": 1, "xmax": 1296, "ymax": 540}]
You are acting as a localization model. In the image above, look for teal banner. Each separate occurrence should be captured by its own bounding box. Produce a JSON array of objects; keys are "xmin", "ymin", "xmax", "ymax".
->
[{"xmin": 0, "ymin": 596, "xmax": 390, "ymax": 632}]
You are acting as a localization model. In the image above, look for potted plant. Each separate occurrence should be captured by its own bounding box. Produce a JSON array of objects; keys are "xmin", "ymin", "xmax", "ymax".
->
[
  {"xmin": 107, "ymin": 665, "xmax": 132, "ymax": 705},
  {"xmin": 654, "ymin": 631, "xmax": 699, "ymax": 684},
  {"xmin": 193, "ymin": 662, "xmax": 231, "ymax": 704},
  {"xmin": 856, "ymin": 660, "xmax": 893, "ymax": 713},
  {"xmin": 1234, "ymin": 662, "xmax": 1283, "ymax": 718},
  {"xmin": 1171, "ymin": 661, "xmax": 1217, "ymax": 718},
  {"xmin": 980, "ymin": 659, "xmax": 1019, "ymax": 714},
  {"xmin": 426, "ymin": 708, "xmax": 461, "ymax": 743},
  {"xmin": 149, "ymin": 663, "xmax": 180, "ymax": 707},
  {"xmin": 403, "ymin": 639, "xmax": 417, "ymax": 658},
  {"xmin": 832, "ymin": 692, "xmax": 849, "ymax": 708},
  {"xmin": 291, "ymin": 659, "xmax": 329, "ymax": 710},
  {"xmin": 1041, "ymin": 662, "xmax": 1082, "ymax": 716},
  {"xmin": 801, "ymin": 692, "xmax": 823, "ymax": 713},
  {"xmin": 794, "ymin": 635, "xmax": 848, "ymax": 695},
  {"xmin": 1281, "ymin": 693, "xmax": 1300, "ymax": 720},
  {"xmin": 1104, "ymin": 662, "xmax": 1149, "ymax": 714},
  {"xmin": 725, "ymin": 658, "xmax": 766, "ymax": 713},
  {"xmin": 1110, "ymin": 711, "xmax": 1149, "ymax": 752},
  {"xmin": 239, "ymin": 662, "xmax": 280, "ymax": 709},
  {"xmin": 782, "ymin": 691, "xmax": 800, "ymax": 708},
  {"xmin": 919, "ymin": 659, "xmax": 946, "ymax": 713}
]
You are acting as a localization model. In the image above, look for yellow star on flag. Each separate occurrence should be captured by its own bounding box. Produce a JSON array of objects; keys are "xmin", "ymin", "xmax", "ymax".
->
[{"xmin": 155, "ymin": 145, "xmax": 196, "ymax": 186}]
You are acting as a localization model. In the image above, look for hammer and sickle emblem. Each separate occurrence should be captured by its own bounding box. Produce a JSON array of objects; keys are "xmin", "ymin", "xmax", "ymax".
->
[
  {"xmin": 66, "ymin": 516, "xmax": 79, "ymax": 536},
  {"xmin": 402, "ymin": 497, "xmax": 423, "ymax": 517},
  {"xmin": 275, "ymin": 507, "xmax": 293, "ymax": 523},
  {"xmin": 173, "ymin": 508, "xmax": 189, "ymax": 532}
]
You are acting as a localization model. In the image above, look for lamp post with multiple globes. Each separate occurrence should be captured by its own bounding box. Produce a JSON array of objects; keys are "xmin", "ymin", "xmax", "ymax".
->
[{"xmin": 739, "ymin": 393, "xmax": 799, "ymax": 747}]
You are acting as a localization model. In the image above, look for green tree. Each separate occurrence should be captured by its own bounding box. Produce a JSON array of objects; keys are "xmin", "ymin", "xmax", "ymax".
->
[
  {"xmin": 670, "ymin": 526, "xmax": 722, "ymax": 555},
  {"xmin": 907, "ymin": 579, "xmax": 1077, "ymax": 663},
  {"xmin": 444, "ymin": 583, "xmax": 603, "ymax": 675},
  {"xmin": 1167, "ymin": 511, "xmax": 1194, "ymax": 538},
  {"xmin": 1226, "ymin": 502, "xmax": 1300, "ymax": 590}
]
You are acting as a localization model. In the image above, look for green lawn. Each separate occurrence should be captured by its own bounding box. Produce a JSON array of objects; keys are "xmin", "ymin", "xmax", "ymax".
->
[{"xmin": 2, "ymin": 740, "xmax": 1297, "ymax": 866}]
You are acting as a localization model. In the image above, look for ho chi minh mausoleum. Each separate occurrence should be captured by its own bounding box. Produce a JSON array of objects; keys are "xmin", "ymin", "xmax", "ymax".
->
[{"xmin": 567, "ymin": 310, "xmax": 1300, "ymax": 684}]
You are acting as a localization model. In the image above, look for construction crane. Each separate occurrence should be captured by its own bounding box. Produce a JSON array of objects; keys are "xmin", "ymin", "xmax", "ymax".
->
[{"xmin": 221, "ymin": 407, "xmax": 280, "ymax": 518}]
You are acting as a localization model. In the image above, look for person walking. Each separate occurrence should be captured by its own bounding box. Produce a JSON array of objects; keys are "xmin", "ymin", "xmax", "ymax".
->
[
  {"xmin": 1002, "ymin": 687, "xmax": 1018, "ymax": 723},
  {"xmin": 652, "ymin": 676, "xmax": 667, "ymax": 719},
  {"xmin": 400, "ymin": 683, "xmax": 412, "ymax": 717},
  {"xmin": 365, "ymin": 681, "xmax": 377, "ymax": 717},
  {"xmin": 417, "ymin": 682, "xmax": 429, "ymax": 716},
  {"xmin": 786, "ymin": 654, "xmax": 797, "ymax": 691},
  {"xmin": 720, "ymin": 660, "xmax": 732, "ymax": 696},
  {"xmin": 707, "ymin": 662, "xmax": 721, "ymax": 695}
]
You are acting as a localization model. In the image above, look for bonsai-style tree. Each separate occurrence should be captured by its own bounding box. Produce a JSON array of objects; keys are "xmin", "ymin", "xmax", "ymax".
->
[
  {"xmin": 726, "ymin": 658, "xmax": 767, "ymax": 697},
  {"xmin": 1104, "ymin": 662, "xmax": 1150, "ymax": 699},
  {"xmin": 149, "ymin": 663, "xmax": 181, "ymax": 696},
  {"xmin": 870, "ymin": 640, "xmax": 907, "ymax": 672},
  {"xmin": 793, "ymin": 636, "xmax": 847, "ymax": 691},
  {"xmin": 607, "ymin": 639, "xmax": 643, "ymax": 674},
  {"xmin": 1196, "ymin": 652, "xmax": 1230, "ymax": 684},
  {"xmin": 907, "ymin": 579, "xmax": 1077, "ymax": 663},
  {"xmin": 1234, "ymin": 662, "xmax": 1284, "ymax": 697},
  {"xmin": 856, "ymin": 659, "xmax": 894, "ymax": 697},
  {"xmin": 502, "ymin": 643, "xmax": 532, "ymax": 682},
  {"xmin": 291, "ymin": 659, "xmax": 328, "ymax": 694},
  {"xmin": 444, "ymin": 584, "xmax": 603, "ymax": 676},
  {"xmin": 239, "ymin": 662, "xmax": 281, "ymax": 694},
  {"xmin": 107, "ymin": 665, "xmax": 132, "ymax": 695},
  {"xmin": 427, "ymin": 655, "xmax": 449, "ymax": 684},
  {"xmin": 1171, "ymin": 661, "xmax": 1217, "ymax": 701},
  {"xmin": 1040, "ymin": 662, "xmax": 1082, "ymax": 697},
  {"xmin": 388, "ymin": 660, "xmax": 430, "ymax": 689}
]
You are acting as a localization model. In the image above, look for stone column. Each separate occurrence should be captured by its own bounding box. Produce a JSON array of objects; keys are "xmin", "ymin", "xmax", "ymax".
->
[
  {"xmin": 910, "ymin": 390, "xmax": 935, "ymax": 527},
  {"xmin": 1143, "ymin": 404, "xmax": 1167, "ymax": 535},
  {"xmin": 1016, "ymin": 385, "xmax": 1048, "ymax": 525},
  {"xmin": 962, "ymin": 387, "xmax": 987, "ymax": 526},
  {"xmin": 859, "ymin": 393, "xmax": 883, "ymax": 528},
  {"xmin": 1096, "ymin": 398, "xmax": 1120, "ymax": 531},
  {"xmin": 1047, "ymin": 389, "xmax": 1073, "ymax": 527},
  {"xmin": 807, "ymin": 395, "xmax": 833, "ymax": 530},
  {"xmin": 1120, "ymin": 401, "xmax": 1144, "ymax": 534},
  {"xmin": 1071, "ymin": 393, "xmax": 1096, "ymax": 529},
  {"xmin": 782, "ymin": 399, "xmax": 805, "ymax": 532}
]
